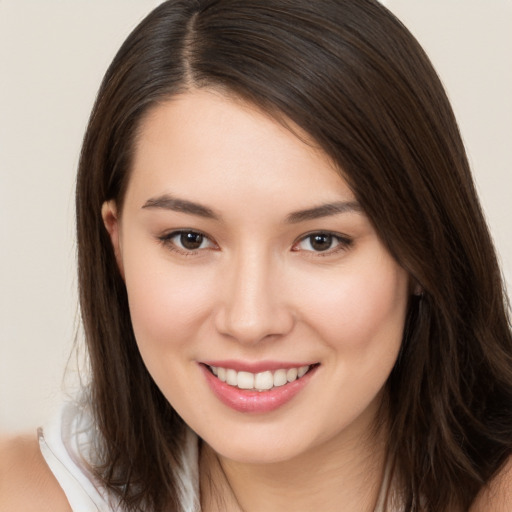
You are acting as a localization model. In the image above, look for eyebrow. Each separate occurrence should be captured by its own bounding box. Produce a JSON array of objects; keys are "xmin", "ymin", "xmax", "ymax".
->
[
  {"xmin": 142, "ymin": 194, "xmax": 362, "ymax": 223},
  {"xmin": 142, "ymin": 195, "xmax": 221, "ymax": 220},
  {"xmin": 286, "ymin": 201, "xmax": 363, "ymax": 223}
]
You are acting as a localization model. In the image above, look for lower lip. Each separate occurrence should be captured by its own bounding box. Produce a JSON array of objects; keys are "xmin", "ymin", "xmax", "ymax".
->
[{"xmin": 200, "ymin": 364, "xmax": 318, "ymax": 413}]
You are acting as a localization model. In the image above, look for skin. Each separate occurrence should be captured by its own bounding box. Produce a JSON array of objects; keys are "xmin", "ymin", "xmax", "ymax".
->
[
  {"xmin": 0, "ymin": 435, "xmax": 72, "ymax": 511},
  {"xmin": 103, "ymin": 89, "xmax": 410, "ymax": 511},
  {"xmin": 0, "ymin": 88, "xmax": 510, "ymax": 511},
  {"xmin": 0, "ymin": 435, "xmax": 509, "ymax": 511}
]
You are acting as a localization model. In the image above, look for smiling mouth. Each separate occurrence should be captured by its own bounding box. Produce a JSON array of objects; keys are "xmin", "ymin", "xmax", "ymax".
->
[{"xmin": 205, "ymin": 364, "xmax": 318, "ymax": 392}]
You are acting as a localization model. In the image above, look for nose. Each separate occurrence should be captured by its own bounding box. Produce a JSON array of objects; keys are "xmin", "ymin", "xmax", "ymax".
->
[{"xmin": 214, "ymin": 250, "xmax": 295, "ymax": 345}]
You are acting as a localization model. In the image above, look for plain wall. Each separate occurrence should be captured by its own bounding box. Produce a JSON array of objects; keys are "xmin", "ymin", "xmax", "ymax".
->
[{"xmin": 1, "ymin": 0, "xmax": 511, "ymax": 433}]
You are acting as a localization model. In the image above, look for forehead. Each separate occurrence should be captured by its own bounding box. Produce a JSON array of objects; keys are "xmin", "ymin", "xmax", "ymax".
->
[{"xmin": 126, "ymin": 89, "xmax": 355, "ymax": 213}]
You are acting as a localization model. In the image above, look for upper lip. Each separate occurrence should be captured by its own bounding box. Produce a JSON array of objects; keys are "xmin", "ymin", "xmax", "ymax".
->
[{"xmin": 201, "ymin": 360, "xmax": 317, "ymax": 373}]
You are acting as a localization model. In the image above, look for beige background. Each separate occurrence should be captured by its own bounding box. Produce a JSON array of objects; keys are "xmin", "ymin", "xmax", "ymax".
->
[{"xmin": 1, "ymin": 0, "xmax": 511, "ymax": 433}]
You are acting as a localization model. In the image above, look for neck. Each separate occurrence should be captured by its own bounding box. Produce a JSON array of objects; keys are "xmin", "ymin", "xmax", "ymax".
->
[{"xmin": 199, "ymin": 420, "xmax": 388, "ymax": 512}]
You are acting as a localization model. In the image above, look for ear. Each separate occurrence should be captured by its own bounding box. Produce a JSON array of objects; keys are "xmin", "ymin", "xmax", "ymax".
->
[
  {"xmin": 412, "ymin": 281, "xmax": 423, "ymax": 297},
  {"xmin": 101, "ymin": 200, "xmax": 125, "ymax": 279}
]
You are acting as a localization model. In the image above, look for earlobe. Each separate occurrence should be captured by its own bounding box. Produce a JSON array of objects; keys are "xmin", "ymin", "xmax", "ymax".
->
[
  {"xmin": 413, "ymin": 283, "xmax": 423, "ymax": 296},
  {"xmin": 408, "ymin": 276, "xmax": 424, "ymax": 297},
  {"xmin": 101, "ymin": 200, "xmax": 125, "ymax": 278}
]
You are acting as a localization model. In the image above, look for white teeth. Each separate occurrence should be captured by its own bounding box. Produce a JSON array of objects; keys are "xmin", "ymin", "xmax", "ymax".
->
[
  {"xmin": 273, "ymin": 369, "xmax": 288, "ymax": 387},
  {"xmin": 254, "ymin": 371, "xmax": 273, "ymax": 391},
  {"xmin": 286, "ymin": 367, "xmax": 298, "ymax": 382},
  {"xmin": 208, "ymin": 364, "xmax": 312, "ymax": 391},
  {"xmin": 217, "ymin": 367, "xmax": 226, "ymax": 382},
  {"xmin": 237, "ymin": 371, "xmax": 254, "ymax": 389},
  {"xmin": 298, "ymin": 365, "xmax": 309, "ymax": 378},
  {"xmin": 226, "ymin": 368, "xmax": 237, "ymax": 386}
]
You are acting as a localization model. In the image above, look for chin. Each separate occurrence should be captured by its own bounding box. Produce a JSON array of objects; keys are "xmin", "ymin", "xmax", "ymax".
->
[
  {"xmin": 199, "ymin": 421, "xmax": 322, "ymax": 466},
  {"xmin": 211, "ymin": 441, "xmax": 303, "ymax": 465}
]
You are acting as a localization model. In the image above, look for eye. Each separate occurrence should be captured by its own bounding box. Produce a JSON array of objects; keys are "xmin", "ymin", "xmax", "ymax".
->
[
  {"xmin": 293, "ymin": 232, "xmax": 352, "ymax": 253},
  {"xmin": 159, "ymin": 230, "xmax": 216, "ymax": 253}
]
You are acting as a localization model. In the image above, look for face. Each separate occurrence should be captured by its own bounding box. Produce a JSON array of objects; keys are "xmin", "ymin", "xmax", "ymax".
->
[{"xmin": 103, "ymin": 90, "xmax": 410, "ymax": 464}]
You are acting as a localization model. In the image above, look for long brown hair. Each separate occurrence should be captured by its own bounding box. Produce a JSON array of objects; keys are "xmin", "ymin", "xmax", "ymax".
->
[{"xmin": 76, "ymin": 1, "xmax": 512, "ymax": 510}]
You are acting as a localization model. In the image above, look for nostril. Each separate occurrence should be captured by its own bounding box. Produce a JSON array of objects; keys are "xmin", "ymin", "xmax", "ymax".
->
[{"xmin": 214, "ymin": 304, "xmax": 295, "ymax": 345}]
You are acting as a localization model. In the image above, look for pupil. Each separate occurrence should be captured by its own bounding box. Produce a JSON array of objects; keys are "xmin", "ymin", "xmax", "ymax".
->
[
  {"xmin": 181, "ymin": 232, "xmax": 203, "ymax": 250},
  {"xmin": 311, "ymin": 234, "xmax": 332, "ymax": 251}
]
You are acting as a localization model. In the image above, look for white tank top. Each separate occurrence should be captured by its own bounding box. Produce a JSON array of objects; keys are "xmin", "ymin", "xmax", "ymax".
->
[
  {"xmin": 39, "ymin": 400, "xmax": 200, "ymax": 511},
  {"xmin": 39, "ymin": 400, "xmax": 398, "ymax": 511}
]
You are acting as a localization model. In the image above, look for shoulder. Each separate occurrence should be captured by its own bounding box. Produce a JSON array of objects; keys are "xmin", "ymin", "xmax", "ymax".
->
[
  {"xmin": 470, "ymin": 454, "xmax": 512, "ymax": 512},
  {"xmin": 0, "ymin": 433, "xmax": 71, "ymax": 512}
]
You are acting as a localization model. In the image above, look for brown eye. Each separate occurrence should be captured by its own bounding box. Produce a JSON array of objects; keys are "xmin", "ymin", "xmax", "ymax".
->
[
  {"xmin": 310, "ymin": 234, "xmax": 333, "ymax": 251},
  {"xmin": 293, "ymin": 232, "xmax": 352, "ymax": 254},
  {"xmin": 180, "ymin": 232, "xmax": 204, "ymax": 250},
  {"xmin": 159, "ymin": 230, "xmax": 215, "ymax": 253}
]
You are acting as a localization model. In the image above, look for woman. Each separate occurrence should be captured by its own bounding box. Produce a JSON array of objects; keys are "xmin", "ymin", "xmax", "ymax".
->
[{"xmin": 2, "ymin": 0, "xmax": 511, "ymax": 510}]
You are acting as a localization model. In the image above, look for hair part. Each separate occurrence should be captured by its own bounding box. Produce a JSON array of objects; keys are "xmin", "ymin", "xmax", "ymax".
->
[{"xmin": 76, "ymin": 1, "xmax": 512, "ymax": 510}]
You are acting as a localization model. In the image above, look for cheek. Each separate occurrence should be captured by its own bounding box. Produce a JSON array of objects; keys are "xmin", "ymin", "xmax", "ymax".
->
[
  {"xmin": 299, "ymin": 258, "xmax": 409, "ymax": 429},
  {"xmin": 300, "ymin": 257, "xmax": 409, "ymax": 354},
  {"xmin": 121, "ymin": 247, "xmax": 216, "ymax": 355}
]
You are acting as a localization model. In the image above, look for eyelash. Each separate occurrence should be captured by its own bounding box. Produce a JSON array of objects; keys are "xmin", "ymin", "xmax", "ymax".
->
[
  {"xmin": 158, "ymin": 230, "xmax": 217, "ymax": 255},
  {"xmin": 292, "ymin": 231, "xmax": 353, "ymax": 256},
  {"xmin": 157, "ymin": 230, "xmax": 353, "ymax": 256}
]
